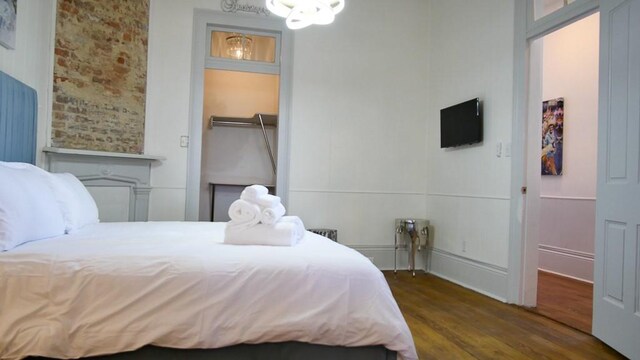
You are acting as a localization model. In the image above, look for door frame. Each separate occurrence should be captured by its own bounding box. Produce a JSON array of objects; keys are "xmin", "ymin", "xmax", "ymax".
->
[
  {"xmin": 185, "ymin": 9, "xmax": 293, "ymax": 221},
  {"xmin": 507, "ymin": 0, "xmax": 599, "ymax": 305}
]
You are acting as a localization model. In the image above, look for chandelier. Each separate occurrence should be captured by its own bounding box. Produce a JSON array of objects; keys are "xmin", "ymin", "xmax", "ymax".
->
[
  {"xmin": 226, "ymin": 34, "xmax": 253, "ymax": 60},
  {"xmin": 266, "ymin": 0, "xmax": 345, "ymax": 30}
]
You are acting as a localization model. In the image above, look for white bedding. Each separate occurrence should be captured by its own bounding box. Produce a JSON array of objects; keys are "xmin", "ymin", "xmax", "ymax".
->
[{"xmin": 0, "ymin": 222, "xmax": 417, "ymax": 360}]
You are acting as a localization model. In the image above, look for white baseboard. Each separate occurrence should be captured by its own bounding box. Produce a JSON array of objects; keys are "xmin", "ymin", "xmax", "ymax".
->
[
  {"xmin": 538, "ymin": 268, "xmax": 593, "ymax": 284},
  {"xmin": 428, "ymin": 248, "xmax": 508, "ymax": 302},
  {"xmin": 349, "ymin": 245, "xmax": 428, "ymax": 272},
  {"xmin": 349, "ymin": 245, "xmax": 508, "ymax": 302},
  {"xmin": 538, "ymin": 244, "xmax": 594, "ymax": 282}
]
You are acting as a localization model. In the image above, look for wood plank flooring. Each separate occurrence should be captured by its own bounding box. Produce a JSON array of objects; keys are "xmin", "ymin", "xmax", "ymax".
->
[
  {"xmin": 534, "ymin": 270, "xmax": 593, "ymax": 333},
  {"xmin": 384, "ymin": 271, "xmax": 624, "ymax": 360}
]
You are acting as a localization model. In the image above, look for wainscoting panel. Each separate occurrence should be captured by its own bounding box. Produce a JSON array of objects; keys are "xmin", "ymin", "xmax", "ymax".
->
[
  {"xmin": 288, "ymin": 190, "xmax": 427, "ymax": 248},
  {"xmin": 538, "ymin": 196, "xmax": 595, "ymax": 281},
  {"xmin": 426, "ymin": 193, "xmax": 511, "ymax": 269},
  {"xmin": 429, "ymin": 248, "xmax": 508, "ymax": 302},
  {"xmin": 538, "ymin": 244, "xmax": 594, "ymax": 282}
]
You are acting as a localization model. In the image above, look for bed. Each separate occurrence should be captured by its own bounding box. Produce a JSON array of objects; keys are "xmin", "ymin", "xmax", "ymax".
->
[
  {"xmin": 0, "ymin": 71, "xmax": 417, "ymax": 359},
  {"xmin": 1, "ymin": 222, "xmax": 416, "ymax": 359}
]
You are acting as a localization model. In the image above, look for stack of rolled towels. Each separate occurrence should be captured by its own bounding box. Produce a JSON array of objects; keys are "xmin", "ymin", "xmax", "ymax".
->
[{"xmin": 224, "ymin": 185, "xmax": 306, "ymax": 246}]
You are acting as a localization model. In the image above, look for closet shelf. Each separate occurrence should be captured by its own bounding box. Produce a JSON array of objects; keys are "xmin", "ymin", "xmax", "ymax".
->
[{"xmin": 208, "ymin": 113, "xmax": 277, "ymax": 129}]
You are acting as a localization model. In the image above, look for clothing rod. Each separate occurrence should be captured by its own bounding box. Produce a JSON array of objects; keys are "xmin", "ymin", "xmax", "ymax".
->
[
  {"xmin": 210, "ymin": 120, "xmax": 276, "ymax": 128},
  {"xmin": 208, "ymin": 114, "xmax": 277, "ymax": 129},
  {"xmin": 258, "ymin": 114, "xmax": 277, "ymax": 175}
]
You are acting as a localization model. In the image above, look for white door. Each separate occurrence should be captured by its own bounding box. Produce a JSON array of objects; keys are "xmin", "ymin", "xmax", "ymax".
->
[{"xmin": 593, "ymin": 0, "xmax": 640, "ymax": 358}]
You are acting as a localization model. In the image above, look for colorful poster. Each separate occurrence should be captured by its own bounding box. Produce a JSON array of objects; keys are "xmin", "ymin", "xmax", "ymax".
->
[{"xmin": 541, "ymin": 98, "xmax": 564, "ymax": 175}]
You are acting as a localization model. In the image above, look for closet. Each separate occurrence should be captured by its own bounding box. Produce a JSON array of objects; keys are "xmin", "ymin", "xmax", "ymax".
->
[{"xmin": 198, "ymin": 27, "xmax": 281, "ymax": 221}]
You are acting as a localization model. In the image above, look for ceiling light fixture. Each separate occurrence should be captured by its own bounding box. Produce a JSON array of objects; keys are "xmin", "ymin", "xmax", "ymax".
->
[
  {"xmin": 226, "ymin": 34, "xmax": 252, "ymax": 60},
  {"xmin": 266, "ymin": 0, "xmax": 345, "ymax": 30}
]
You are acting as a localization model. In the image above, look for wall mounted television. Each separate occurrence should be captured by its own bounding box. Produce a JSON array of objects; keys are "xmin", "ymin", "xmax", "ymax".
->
[{"xmin": 440, "ymin": 98, "xmax": 482, "ymax": 148}]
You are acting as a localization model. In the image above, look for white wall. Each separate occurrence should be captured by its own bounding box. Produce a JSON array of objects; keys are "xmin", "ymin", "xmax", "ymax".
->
[
  {"xmin": 0, "ymin": 0, "xmax": 519, "ymax": 297},
  {"xmin": 426, "ymin": 0, "xmax": 515, "ymax": 300},
  {"xmin": 145, "ymin": 0, "xmax": 221, "ymax": 221},
  {"xmin": 0, "ymin": 0, "xmax": 56, "ymax": 166},
  {"xmin": 146, "ymin": 0, "xmax": 429, "ymax": 266},
  {"xmin": 287, "ymin": 0, "xmax": 429, "ymax": 263},
  {"xmin": 538, "ymin": 13, "xmax": 599, "ymax": 282}
]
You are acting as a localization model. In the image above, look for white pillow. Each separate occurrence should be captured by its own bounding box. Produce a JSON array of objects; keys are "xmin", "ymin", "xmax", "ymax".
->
[
  {"xmin": 48, "ymin": 172, "xmax": 99, "ymax": 233},
  {"xmin": 0, "ymin": 163, "xmax": 67, "ymax": 251}
]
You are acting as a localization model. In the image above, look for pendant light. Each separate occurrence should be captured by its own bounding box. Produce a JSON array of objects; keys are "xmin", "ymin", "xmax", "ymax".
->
[{"xmin": 266, "ymin": 0, "xmax": 345, "ymax": 30}]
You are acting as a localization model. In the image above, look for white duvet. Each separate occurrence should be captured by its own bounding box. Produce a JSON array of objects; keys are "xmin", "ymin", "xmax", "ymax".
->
[{"xmin": 0, "ymin": 222, "xmax": 417, "ymax": 360}]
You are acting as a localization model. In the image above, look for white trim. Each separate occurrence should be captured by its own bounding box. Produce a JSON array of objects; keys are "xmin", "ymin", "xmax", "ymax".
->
[
  {"xmin": 539, "ymin": 195, "xmax": 596, "ymax": 201},
  {"xmin": 508, "ymin": 0, "xmax": 600, "ymax": 306},
  {"xmin": 185, "ymin": 10, "xmax": 292, "ymax": 220},
  {"xmin": 538, "ymin": 268, "xmax": 594, "ymax": 284},
  {"xmin": 429, "ymin": 248, "xmax": 509, "ymax": 302},
  {"xmin": 43, "ymin": 147, "xmax": 165, "ymax": 161},
  {"xmin": 527, "ymin": 0, "xmax": 599, "ymax": 39},
  {"xmin": 290, "ymin": 188, "xmax": 426, "ymax": 196},
  {"xmin": 507, "ymin": 0, "xmax": 529, "ymax": 305},
  {"xmin": 538, "ymin": 244, "xmax": 594, "ymax": 260},
  {"xmin": 205, "ymin": 25, "xmax": 282, "ymax": 74},
  {"xmin": 185, "ymin": 10, "xmax": 207, "ymax": 221},
  {"xmin": 275, "ymin": 20, "xmax": 292, "ymax": 208},
  {"xmin": 427, "ymin": 192, "xmax": 510, "ymax": 201},
  {"xmin": 41, "ymin": 0, "xmax": 57, "ymax": 167},
  {"xmin": 538, "ymin": 244, "xmax": 594, "ymax": 282}
]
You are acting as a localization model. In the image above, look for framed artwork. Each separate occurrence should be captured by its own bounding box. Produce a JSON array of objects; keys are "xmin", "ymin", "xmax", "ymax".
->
[
  {"xmin": 541, "ymin": 97, "xmax": 564, "ymax": 175},
  {"xmin": 0, "ymin": 0, "xmax": 17, "ymax": 49}
]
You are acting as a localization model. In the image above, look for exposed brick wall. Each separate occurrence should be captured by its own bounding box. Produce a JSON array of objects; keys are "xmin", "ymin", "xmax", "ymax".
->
[{"xmin": 51, "ymin": 0, "xmax": 149, "ymax": 154}]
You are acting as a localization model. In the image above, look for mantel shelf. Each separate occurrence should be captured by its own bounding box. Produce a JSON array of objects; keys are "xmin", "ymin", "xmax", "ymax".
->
[{"xmin": 43, "ymin": 147, "xmax": 165, "ymax": 161}]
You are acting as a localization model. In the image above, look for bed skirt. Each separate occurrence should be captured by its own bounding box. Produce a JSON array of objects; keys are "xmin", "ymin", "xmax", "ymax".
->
[{"xmin": 29, "ymin": 342, "xmax": 397, "ymax": 360}]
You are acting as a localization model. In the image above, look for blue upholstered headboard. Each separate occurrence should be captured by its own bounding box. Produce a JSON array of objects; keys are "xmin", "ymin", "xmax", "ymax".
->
[{"xmin": 0, "ymin": 71, "xmax": 38, "ymax": 164}]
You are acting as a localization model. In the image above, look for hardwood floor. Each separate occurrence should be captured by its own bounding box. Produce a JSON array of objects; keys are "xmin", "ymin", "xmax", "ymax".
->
[
  {"xmin": 534, "ymin": 270, "xmax": 593, "ymax": 333},
  {"xmin": 384, "ymin": 271, "xmax": 624, "ymax": 360}
]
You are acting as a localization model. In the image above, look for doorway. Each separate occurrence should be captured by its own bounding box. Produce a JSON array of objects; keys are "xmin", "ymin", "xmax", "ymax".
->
[
  {"xmin": 512, "ymin": 0, "xmax": 640, "ymax": 357},
  {"xmin": 199, "ymin": 68, "xmax": 280, "ymax": 221},
  {"xmin": 185, "ymin": 11, "xmax": 293, "ymax": 221},
  {"xmin": 532, "ymin": 13, "xmax": 600, "ymax": 332}
]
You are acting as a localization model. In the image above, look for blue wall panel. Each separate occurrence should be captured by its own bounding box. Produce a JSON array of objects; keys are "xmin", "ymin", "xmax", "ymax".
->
[{"xmin": 0, "ymin": 71, "xmax": 37, "ymax": 164}]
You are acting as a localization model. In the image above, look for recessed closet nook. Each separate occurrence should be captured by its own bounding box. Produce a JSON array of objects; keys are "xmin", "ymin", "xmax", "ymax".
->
[{"xmin": 198, "ymin": 27, "xmax": 281, "ymax": 221}]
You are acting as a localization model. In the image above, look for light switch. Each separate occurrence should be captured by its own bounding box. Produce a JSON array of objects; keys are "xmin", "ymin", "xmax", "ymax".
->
[{"xmin": 180, "ymin": 136, "xmax": 189, "ymax": 148}]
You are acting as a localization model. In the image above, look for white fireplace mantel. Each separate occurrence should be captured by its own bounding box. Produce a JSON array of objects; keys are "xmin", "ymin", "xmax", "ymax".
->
[{"xmin": 43, "ymin": 147, "xmax": 165, "ymax": 222}]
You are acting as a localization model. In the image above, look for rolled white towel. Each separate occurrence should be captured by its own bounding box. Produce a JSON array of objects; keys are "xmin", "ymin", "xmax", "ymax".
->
[
  {"xmin": 240, "ymin": 185, "xmax": 269, "ymax": 202},
  {"xmin": 278, "ymin": 216, "xmax": 306, "ymax": 241},
  {"xmin": 227, "ymin": 199, "xmax": 261, "ymax": 231},
  {"xmin": 254, "ymin": 194, "xmax": 281, "ymax": 209},
  {"xmin": 261, "ymin": 203, "xmax": 286, "ymax": 225},
  {"xmin": 279, "ymin": 215, "xmax": 305, "ymax": 231},
  {"xmin": 224, "ymin": 221, "xmax": 303, "ymax": 246}
]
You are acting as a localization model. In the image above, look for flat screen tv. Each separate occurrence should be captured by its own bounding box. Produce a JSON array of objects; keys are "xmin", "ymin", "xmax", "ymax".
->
[{"xmin": 440, "ymin": 98, "xmax": 482, "ymax": 148}]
